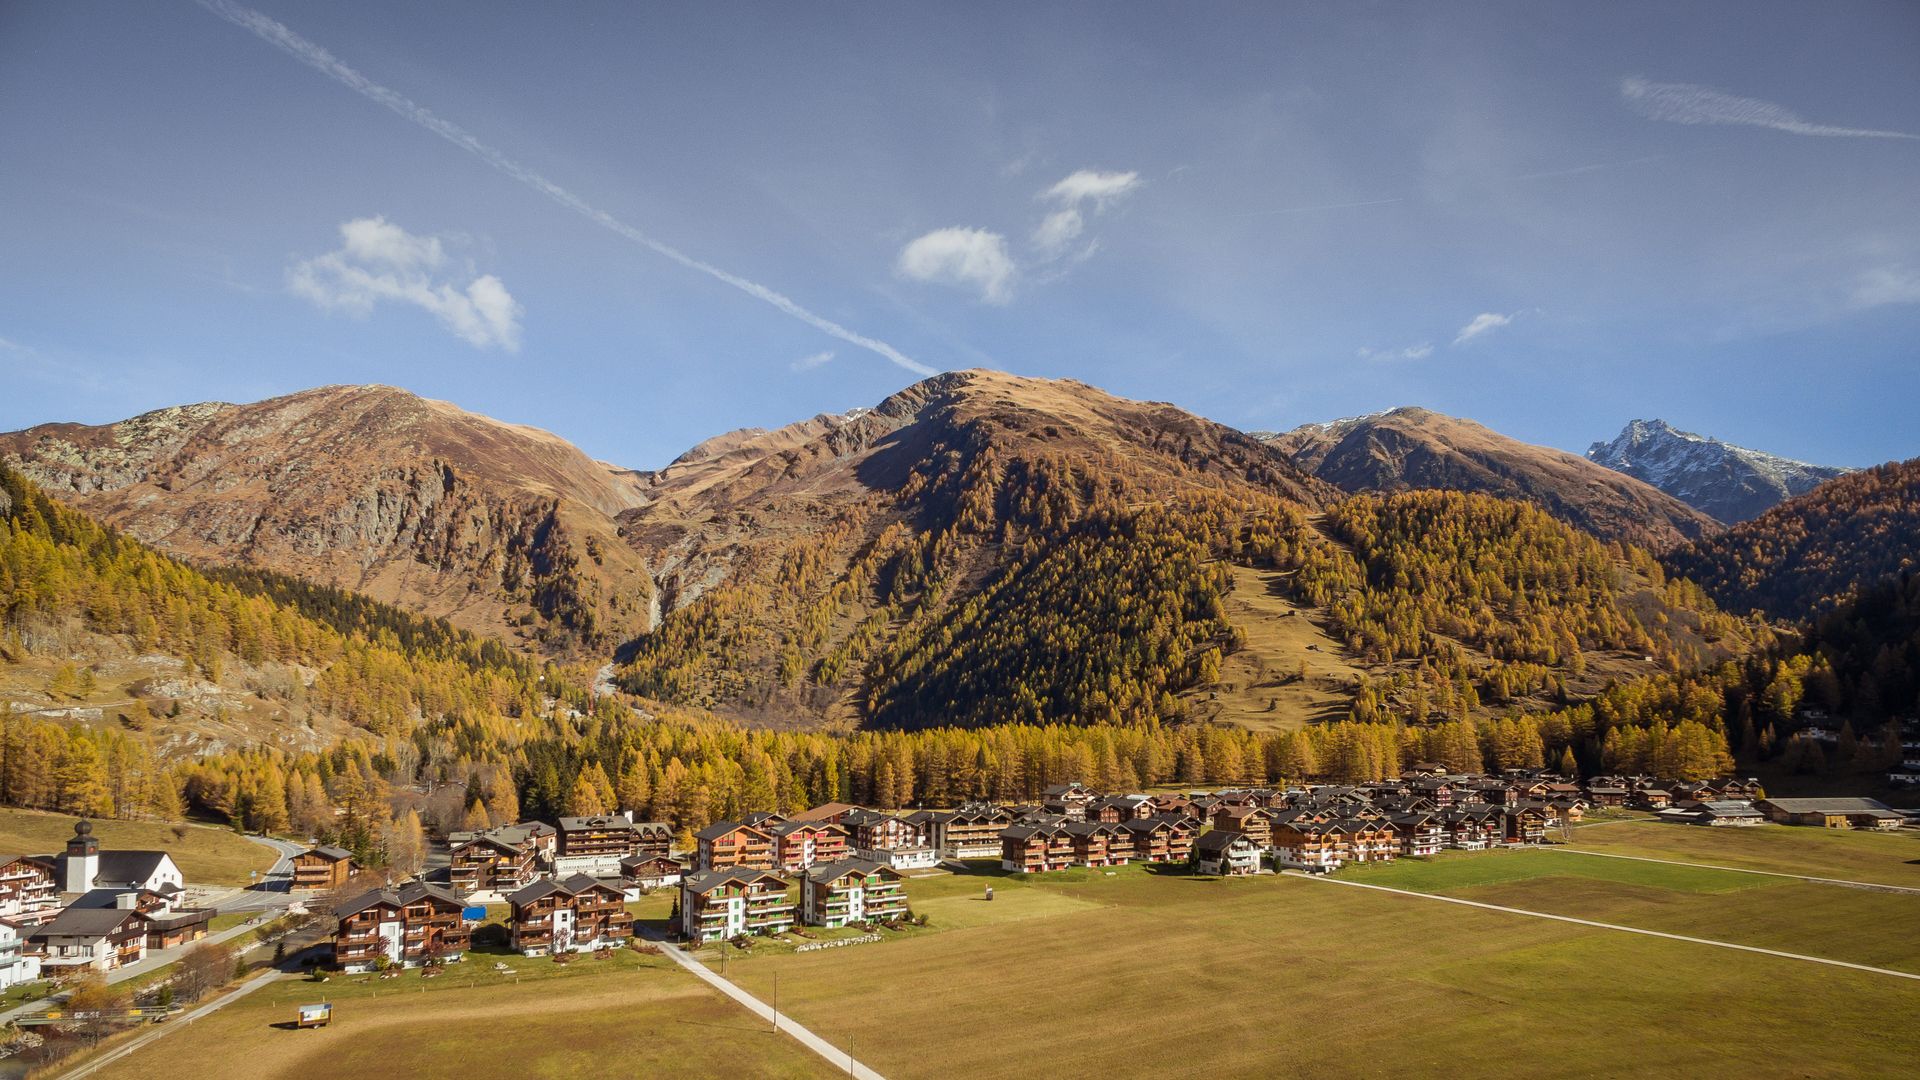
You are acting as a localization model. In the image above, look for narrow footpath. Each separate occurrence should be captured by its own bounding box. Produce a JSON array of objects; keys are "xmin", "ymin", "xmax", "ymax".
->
[
  {"xmin": 56, "ymin": 970, "xmax": 283, "ymax": 1080},
  {"xmin": 648, "ymin": 935, "xmax": 887, "ymax": 1079},
  {"xmin": 1293, "ymin": 871, "xmax": 1920, "ymax": 982}
]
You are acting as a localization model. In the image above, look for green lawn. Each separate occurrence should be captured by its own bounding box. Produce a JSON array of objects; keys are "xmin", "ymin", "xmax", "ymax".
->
[
  {"xmin": 1331, "ymin": 847, "xmax": 1920, "ymax": 973},
  {"xmin": 718, "ymin": 861, "xmax": 1920, "ymax": 1079},
  {"xmin": 0, "ymin": 807, "xmax": 275, "ymax": 886},
  {"xmin": 1560, "ymin": 819, "xmax": 1920, "ymax": 887},
  {"xmin": 82, "ymin": 954, "xmax": 837, "ymax": 1080}
]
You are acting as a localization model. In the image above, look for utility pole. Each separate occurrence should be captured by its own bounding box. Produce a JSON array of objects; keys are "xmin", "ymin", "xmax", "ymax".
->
[
  {"xmin": 772, "ymin": 971, "xmax": 779, "ymax": 1033},
  {"xmin": 848, "ymin": 1034, "xmax": 856, "ymax": 1076}
]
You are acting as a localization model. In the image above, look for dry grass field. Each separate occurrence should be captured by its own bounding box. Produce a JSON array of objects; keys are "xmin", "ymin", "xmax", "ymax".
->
[
  {"xmin": 78, "ymin": 952, "xmax": 837, "ymax": 1080},
  {"xmin": 1562, "ymin": 818, "xmax": 1920, "ymax": 886},
  {"xmin": 65, "ymin": 820, "xmax": 1920, "ymax": 1080},
  {"xmin": 1182, "ymin": 564, "xmax": 1372, "ymax": 731},
  {"xmin": 0, "ymin": 807, "xmax": 273, "ymax": 886}
]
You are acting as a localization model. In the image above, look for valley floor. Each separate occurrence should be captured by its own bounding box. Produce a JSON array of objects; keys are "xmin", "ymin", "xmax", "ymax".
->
[{"xmin": 72, "ymin": 822, "xmax": 1920, "ymax": 1080}]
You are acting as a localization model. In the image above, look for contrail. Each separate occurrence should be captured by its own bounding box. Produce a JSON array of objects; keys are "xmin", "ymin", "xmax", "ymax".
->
[
  {"xmin": 1622, "ymin": 76, "xmax": 1918, "ymax": 141},
  {"xmin": 196, "ymin": 0, "xmax": 937, "ymax": 376}
]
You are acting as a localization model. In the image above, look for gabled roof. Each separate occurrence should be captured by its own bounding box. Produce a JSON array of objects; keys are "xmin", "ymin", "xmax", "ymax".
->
[
  {"xmin": 770, "ymin": 819, "xmax": 845, "ymax": 838},
  {"xmin": 334, "ymin": 880, "xmax": 464, "ymax": 919},
  {"xmin": 506, "ymin": 873, "xmax": 622, "ymax": 907},
  {"xmin": 802, "ymin": 858, "xmax": 896, "ymax": 885},
  {"xmin": 1758, "ymin": 797, "xmax": 1897, "ymax": 814},
  {"xmin": 300, "ymin": 846, "xmax": 353, "ymax": 862},
  {"xmin": 620, "ymin": 853, "xmax": 686, "ymax": 870},
  {"xmin": 788, "ymin": 802, "xmax": 861, "ymax": 823},
  {"xmin": 695, "ymin": 820, "xmax": 772, "ymax": 842},
  {"xmin": 681, "ymin": 866, "xmax": 789, "ymax": 895},
  {"xmin": 1194, "ymin": 830, "xmax": 1257, "ymax": 854},
  {"xmin": 34, "ymin": 905, "xmax": 143, "ymax": 939}
]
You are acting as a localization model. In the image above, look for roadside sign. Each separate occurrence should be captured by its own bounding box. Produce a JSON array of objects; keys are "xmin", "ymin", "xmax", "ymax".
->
[{"xmin": 296, "ymin": 1003, "xmax": 332, "ymax": 1029}]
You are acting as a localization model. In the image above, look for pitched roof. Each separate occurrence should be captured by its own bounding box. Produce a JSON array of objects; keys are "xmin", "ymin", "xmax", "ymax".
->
[
  {"xmin": 505, "ymin": 873, "xmax": 621, "ymax": 906},
  {"xmin": 334, "ymin": 880, "xmax": 463, "ymax": 918},
  {"xmin": 802, "ymin": 858, "xmax": 895, "ymax": 885},
  {"xmin": 1759, "ymin": 797, "xmax": 1898, "ymax": 814},
  {"xmin": 787, "ymin": 802, "xmax": 862, "ymax": 822},
  {"xmin": 1194, "ymin": 830, "xmax": 1255, "ymax": 854},
  {"xmin": 301, "ymin": 845, "xmax": 354, "ymax": 861},
  {"xmin": 559, "ymin": 816, "xmax": 637, "ymax": 832},
  {"xmin": 681, "ymin": 866, "xmax": 789, "ymax": 894},
  {"xmin": 695, "ymin": 820, "xmax": 771, "ymax": 842},
  {"xmin": 34, "ymin": 906, "xmax": 142, "ymax": 938}
]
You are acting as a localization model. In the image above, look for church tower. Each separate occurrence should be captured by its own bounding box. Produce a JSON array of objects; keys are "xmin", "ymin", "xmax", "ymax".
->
[{"xmin": 62, "ymin": 818, "xmax": 99, "ymax": 893}]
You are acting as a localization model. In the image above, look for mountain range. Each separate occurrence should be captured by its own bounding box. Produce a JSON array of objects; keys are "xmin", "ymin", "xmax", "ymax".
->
[
  {"xmin": 1254, "ymin": 407, "xmax": 1719, "ymax": 551},
  {"xmin": 8, "ymin": 369, "xmax": 1859, "ymax": 735},
  {"xmin": 1586, "ymin": 419, "xmax": 1853, "ymax": 524}
]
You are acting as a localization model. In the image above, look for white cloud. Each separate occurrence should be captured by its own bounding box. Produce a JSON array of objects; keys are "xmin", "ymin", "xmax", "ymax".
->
[
  {"xmin": 1031, "ymin": 208, "xmax": 1085, "ymax": 258},
  {"xmin": 792, "ymin": 350, "xmax": 835, "ymax": 372},
  {"xmin": 1621, "ymin": 77, "xmax": 1919, "ymax": 140},
  {"xmin": 1043, "ymin": 170, "xmax": 1142, "ymax": 208},
  {"xmin": 1453, "ymin": 311, "xmax": 1514, "ymax": 346},
  {"xmin": 1357, "ymin": 342, "xmax": 1433, "ymax": 363},
  {"xmin": 1850, "ymin": 267, "xmax": 1920, "ymax": 309},
  {"xmin": 289, "ymin": 216, "xmax": 523, "ymax": 350},
  {"xmin": 1032, "ymin": 170, "xmax": 1141, "ymax": 260},
  {"xmin": 895, "ymin": 227, "xmax": 1016, "ymax": 304}
]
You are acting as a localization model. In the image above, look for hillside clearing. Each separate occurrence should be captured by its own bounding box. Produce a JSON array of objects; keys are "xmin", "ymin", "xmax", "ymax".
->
[{"xmin": 0, "ymin": 807, "xmax": 273, "ymax": 886}]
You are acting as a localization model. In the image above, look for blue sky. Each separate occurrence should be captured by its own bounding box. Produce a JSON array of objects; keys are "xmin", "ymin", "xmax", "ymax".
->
[{"xmin": 2, "ymin": 2, "xmax": 1916, "ymax": 469}]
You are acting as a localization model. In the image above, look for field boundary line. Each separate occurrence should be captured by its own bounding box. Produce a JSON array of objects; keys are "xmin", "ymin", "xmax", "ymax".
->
[
  {"xmin": 1294, "ymin": 872, "xmax": 1920, "ymax": 982},
  {"xmin": 1553, "ymin": 846, "xmax": 1920, "ymax": 895},
  {"xmin": 648, "ymin": 935, "xmax": 888, "ymax": 1079},
  {"xmin": 57, "ymin": 969, "xmax": 281, "ymax": 1080}
]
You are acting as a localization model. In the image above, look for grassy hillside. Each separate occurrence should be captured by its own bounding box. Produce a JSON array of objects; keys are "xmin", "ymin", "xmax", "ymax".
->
[{"xmin": 0, "ymin": 806, "xmax": 272, "ymax": 886}]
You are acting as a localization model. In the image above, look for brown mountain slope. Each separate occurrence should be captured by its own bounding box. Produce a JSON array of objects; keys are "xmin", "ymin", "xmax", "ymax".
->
[
  {"xmin": 1663, "ymin": 457, "xmax": 1920, "ymax": 621},
  {"xmin": 0, "ymin": 385, "xmax": 654, "ymax": 653},
  {"xmin": 1257, "ymin": 407, "xmax": 1721, "ymax": 550},
  {"xmin": 613, "ymin": 368, "xmax": 1337, "ymax": 724}
]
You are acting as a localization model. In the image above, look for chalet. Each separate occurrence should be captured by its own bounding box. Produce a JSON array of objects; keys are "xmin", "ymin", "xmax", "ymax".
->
[
  {"xmin": 1148, "ymin": 794, "xmax": 1197, "ymax": 822},
  {"xmin": 1063, "ymin": 821, "xmax": 1131, "ymax": 868},
  {"xmin": 842, "ymin": 810, "xmax": 937, "ymax": 869},
  {"xmin": 1630, "ymin": 789, "xmax": 1674, "ymax": 811},
  {"xmin": 769, "ymin": 821, "xmax": 850, "ymax": 873},
  {"xmin": 1211, "ymin": 806, "xmax": 1273, "ymax": 848},
  {"xmin": 629, "ymin": 821, "xmax": 675, "ymax": 858},
  {"xmin": 1503, "ymin": 806, "xmax": 1550, "ymax": 845},
  {"xmin": 678, "ymin": 867, "xmax": 794, "ymax": 943},
  {"xmin": 1440, "ymin": 811, "xmax": 1488, "ymax": 851},
  {"xmin": 448, "ymin": 821, "xmax": 556, "ymax": 865},
  {"xmin": 695, "ymin": 822, "xmax": 776, "ymax": 872},
  {"xmin": 740, "ymin": 810, "xmax": 787, "ymax": 829},
  {"xmin": 1000, "ymin": 824, "xmax": 1074, "ymax": 874},
  {"xmin": 1657, "ymin": 801, "xmax": 1766, "ymax": 827},
  {"xmin": 1347, "ymin": 818, "xmax": 1399, "ymax": 863},
  {"xmin": 1390, "ymin": 813, "xmax": 1445, "ymax": 857},
  {"xmin": 1274, "ymin": 821, "xmax": 1347, "ymax": 871},
  {"xmin": 1755, "ymin": 798, "xmax": 1906, "ymax": 830},
  {"xmin": 506, "ymin": 874, "xmax": 633, "ymax": 955},
  {"xmin": 448, "ymin": 832, "xmax": 538, "ymax": 896},
  {"xmin": 619, "ymin": 854, "xmax": 686, "ymax": 891},
  {"xmin": 0, "ymin": 921, "xmax": 40, "ymax": 989},
  {"xmin": 1087, "ymin": 795, "xmax": 1153, "ymax": 824},
  {"xmin": 31, "ymin": 905, "xmax": 146, "ymax": 972},
  {"xmin": 800, "ymin": 859, "xmax": 908, "ymax": 928},
  {"xmin": 1192, "ymin": 830, "xmax": 1262, "ymax": 876},
  {"xmin": 556, "ymin": 816, "xmax": 643, "ymax": 872},
  {"xmin": 290, "ymin": 846, "xmax": 357, "ymax": 891},
  {"xmin": 0, "ymin": 856, "xmax": 59, "ymax": 925},
  {"xmin": 40, "ymin": 820, "xmax": 182, "ymax": 895},
  {"xmin": 332, "ymin": 881, "xmax": 470, "ymax": 972},
  {"xmin": 1122, "ymin": 817, "xmax": 1193, "ymax": 863},
  {"xmin": 924, "ymin": 805, "xmax": 1011, "ymax": 859},
  {"xmin": 66, "ymin": 886, "xmax": 213, "ymax": 950}
]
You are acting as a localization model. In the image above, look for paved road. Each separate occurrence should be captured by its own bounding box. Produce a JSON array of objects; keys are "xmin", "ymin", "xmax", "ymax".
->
[
  {"xmin": 1292, "ymin": 871, "xmax": 1920, "ymax": 982},
  {"xmin": 641, "ymin": 930, "xmax": 887, "ymax": 1079},
  {"xmin": 1552, "ymin": 846, "xmax": 1920, "ymax": 895},
  {"xmin": 54, "ymin": 969, "xmax": 284, "ymax": 1080}
]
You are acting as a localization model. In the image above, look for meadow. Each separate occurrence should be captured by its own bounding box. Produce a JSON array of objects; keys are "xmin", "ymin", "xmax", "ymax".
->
[
  {"xmin": 66, "ymin": 821, "xmax": 1920, "ymax": 1080},
  {"xmin": 78, "ymin": 950, "xmax": 838, "ymax": 1080},
  {"xmin": 0, "ymin": 807, "xmax": 274, "ymax": 886}
]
